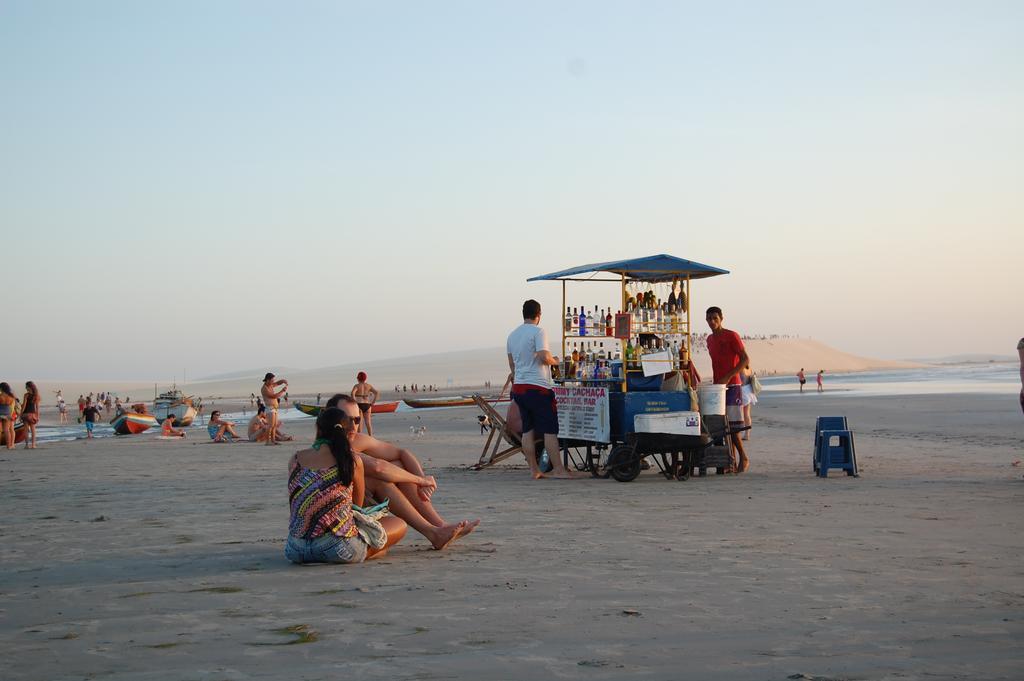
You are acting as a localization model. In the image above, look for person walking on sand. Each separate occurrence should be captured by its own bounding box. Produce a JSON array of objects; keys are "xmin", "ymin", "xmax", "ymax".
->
[
  {"xmin": 797, "ymin": 368, "xmax": 806, "ymax": 393},
  {"xmin": 77, "ymin": 395, "xmax": 86, "ymax": 421},
  {"xmin": 82, "ymin": 399, "xmax": 101, "ymax": 439},
  {"xmin": 705, "ymin": 306, "xmax": 751, "ymax": 473},
  {"xmin": 20, "ymin": 382, "xmax": 41, "ymax": 449},
  {"xmin": 817, "ymin": 369, "xmax": 824, "ymax": 393},
  {"xmin": 261, "ymin": 373, "xmax": 288, "ymax": 446},
  {"xmin": 740, "ymin": 366, "xmax": 757, "ymax": 442},
  {"xmin": 1017, "ymin": 338, "xmax": 1023, "ymax": 415},
  {"xmin": 506, "ymin": 299, "xmax": 575, "ymax": 480},
  {"xmin": 351, "ymin": 372, "xmax": 380, "ymax": 436},
  {"xmin": 0, "ymin": 383, "xmax": 17, "ymax": 449}
]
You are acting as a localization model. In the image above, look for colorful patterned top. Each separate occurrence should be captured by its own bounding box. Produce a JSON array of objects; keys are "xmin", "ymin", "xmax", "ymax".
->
[{"xmin": 288, "ymin": 457, "xmax": 357, "ymax": 541}]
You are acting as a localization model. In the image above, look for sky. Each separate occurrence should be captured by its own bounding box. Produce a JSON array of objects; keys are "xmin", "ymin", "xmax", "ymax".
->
[{"xmin": 1, "ymin": 1, "xmax": 1021, "ymax": 381}]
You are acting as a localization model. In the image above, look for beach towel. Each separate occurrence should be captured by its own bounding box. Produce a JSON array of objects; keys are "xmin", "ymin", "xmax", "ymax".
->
[{"xmin": 351, "ymin": 500, "xmax": 390, "ymax": 549}]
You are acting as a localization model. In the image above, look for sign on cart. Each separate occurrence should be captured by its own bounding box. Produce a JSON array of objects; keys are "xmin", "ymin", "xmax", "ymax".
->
[{"xmin": 553, "ymin": 386, "xmax": 610, "ymax": 443}]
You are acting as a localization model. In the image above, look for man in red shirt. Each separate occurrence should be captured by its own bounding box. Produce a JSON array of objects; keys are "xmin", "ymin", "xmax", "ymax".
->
[{"xmin": 705, "ymin": 306, "xmax": 750, "ymax": 473}]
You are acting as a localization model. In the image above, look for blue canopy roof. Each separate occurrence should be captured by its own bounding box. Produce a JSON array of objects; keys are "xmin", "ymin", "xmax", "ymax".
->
[{"xmin": 527, "ymin": 254, "xmax": 729, "ymax": 283}]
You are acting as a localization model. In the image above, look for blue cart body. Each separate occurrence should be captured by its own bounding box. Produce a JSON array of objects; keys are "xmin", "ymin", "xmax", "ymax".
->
[{"xmin": 609, "ymin": 390, "xmax": 692, "ymax": 442}]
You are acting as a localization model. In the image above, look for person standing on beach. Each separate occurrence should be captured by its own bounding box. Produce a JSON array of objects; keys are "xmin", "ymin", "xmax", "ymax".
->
[
  {"xmin": 506, "ymin": 299, "xmax": 575, "ymax": 479},
  {"xmin": 0, "ymin": 383, "xmax": 17, "ymax": 449},
  {"xmin": 1017, "ymin": 338, "xmax": 1023, "ymax": 415},
  {"xmin": 20, "ymin": 382, "xmax": 41, "ymax": 449},
  {"xmin": 77, "ymin": 395, "xmax": 86, "ymax": 421},
  {"xmin": 261, "ymin": 373, "xmax": 288, "ymax": 446},
  {"xmin": 797, "ymin": 368, "xmax": 806, "ymax": 393},
  {"xmin": 705, "ymin": 306, "xmax": 750, "ymax": 473},
  {"xmin": 817, "ymin": 370, "xmax": 824, "ymax": 393},
  {"xmin": 82, "ymin": 399, "xmax": 101, "ymax": 439},
  {"xmin": 351, "ymin": 372, "xmax": 380, "ymax": 436}
]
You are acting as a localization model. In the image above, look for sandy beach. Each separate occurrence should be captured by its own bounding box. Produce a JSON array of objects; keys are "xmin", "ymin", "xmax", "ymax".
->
[{"xmin": 1, "ymin": 387, "xmax": 1021, "ymax": 680}]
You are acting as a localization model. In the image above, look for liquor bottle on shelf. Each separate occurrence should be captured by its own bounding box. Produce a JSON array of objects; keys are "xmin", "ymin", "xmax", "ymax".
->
[
  {"xmin": 564, "ymin": 307, "xmax": 573, "ymax": 333},
  {"xmin": 605, "ymin": 308, "xmax": 613, "ymax": 336},
  {"xmin": 625, "ymin": 338, "xmax": 634, "ymax": 367},
  {"xmin": 587, "ymin": 306, "xmax": 595, "ymax": 336},
  {"xmin": 578, "ymin": 306, "xmax": 586, "ymax": 336}
]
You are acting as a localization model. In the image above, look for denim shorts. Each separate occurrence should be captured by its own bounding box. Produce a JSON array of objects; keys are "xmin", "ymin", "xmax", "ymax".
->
[
  {"xmin": 285, "ymin": 533, "xmax": 368, "ymax": 565},
  {"xmin": 85, "ymin": 421, "xmax": 95, "ymax": 433}
]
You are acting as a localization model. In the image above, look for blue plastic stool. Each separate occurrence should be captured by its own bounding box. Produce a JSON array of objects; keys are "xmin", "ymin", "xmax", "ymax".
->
[
  {"xmin": 813, "ymin": 416, "xmax": 849, "ymax": 473},
  {"xmin": 818, "ymin": 429, "xmax": 858, "ymax": 477}
]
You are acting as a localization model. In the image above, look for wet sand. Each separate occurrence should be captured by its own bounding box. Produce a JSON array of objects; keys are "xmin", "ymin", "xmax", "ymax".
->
[{"xmin": 1, "ymin": 391, "xmax": 1021, "ymax": 680}]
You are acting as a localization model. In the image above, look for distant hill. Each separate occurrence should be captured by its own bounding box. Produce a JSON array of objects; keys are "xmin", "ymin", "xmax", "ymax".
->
[
  {"xmin": 907, "ymin": 354, "xmax": 1015, "ymax": 364},
  {"xmin": 197, "ymin": 366, "xmax": 305, "ymax": 381}
]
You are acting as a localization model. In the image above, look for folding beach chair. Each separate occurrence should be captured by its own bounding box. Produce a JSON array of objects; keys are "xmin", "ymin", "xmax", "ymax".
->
[
  {"xmin": 472, "ymin": 395, "xmax": 529, "ymax": 469},
  {"xmin": 813, "ymin": 416, "xmax": 858, "ymax": 477}
]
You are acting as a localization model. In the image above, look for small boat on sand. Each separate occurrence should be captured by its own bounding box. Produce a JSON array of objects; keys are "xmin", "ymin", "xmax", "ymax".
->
[
  {"xmin": 294, "ymin": 401, "xmax": 401, "ymax": 418},
  {"xmin": 111, "ymin": 410, "xmax": 159, "ymax": 435},
  {"xmin": 404, "ymin": 395, "xmax": 510, "ymax": 409}
]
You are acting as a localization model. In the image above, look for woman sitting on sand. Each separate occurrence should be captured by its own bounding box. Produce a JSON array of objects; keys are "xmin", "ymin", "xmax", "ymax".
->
[
  {"xmin": 161, "ymin": 415, "xmax": 186, "ymax": 438},
  {"xmin": 286, "ymin": 407, "xmax": 407, "ymax": 564},
  {"xmin": 208, "ymin": 411, "xmax": 244, "ymax": 442}
]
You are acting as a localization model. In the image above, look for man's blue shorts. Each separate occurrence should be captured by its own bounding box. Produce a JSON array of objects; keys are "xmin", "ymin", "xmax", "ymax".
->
[{"xmin": 512, "ymin": 385, "xmax": 559, "ymax": 436}]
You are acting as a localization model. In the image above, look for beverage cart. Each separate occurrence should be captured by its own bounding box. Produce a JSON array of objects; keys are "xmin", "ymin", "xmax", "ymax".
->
[{"xmin": 526, "ymin": 254, "xmax": 731, "ymax": 482}]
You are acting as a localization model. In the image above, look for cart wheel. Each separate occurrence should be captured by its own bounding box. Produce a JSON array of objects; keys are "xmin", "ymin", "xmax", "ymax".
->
[{"xmin": 608, "ymin": 444, "xmax": 641, "ymax": 483}]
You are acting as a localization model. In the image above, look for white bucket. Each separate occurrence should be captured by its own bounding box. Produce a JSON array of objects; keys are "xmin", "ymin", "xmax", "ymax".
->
[{"xmin": 696, "ymin": 383, "xmax": 727, "ymax": 416}]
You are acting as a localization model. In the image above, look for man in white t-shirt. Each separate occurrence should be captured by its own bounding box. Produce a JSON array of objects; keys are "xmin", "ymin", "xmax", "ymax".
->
[{"xmin": 506, "ymin": 299, "xmax": 576, "ymax": 479}]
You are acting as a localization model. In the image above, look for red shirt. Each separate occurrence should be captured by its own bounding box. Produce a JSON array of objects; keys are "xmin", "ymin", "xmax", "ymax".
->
[{"xmin": 706, "ymin": 330, "xmax": 745, "ymax": 385}]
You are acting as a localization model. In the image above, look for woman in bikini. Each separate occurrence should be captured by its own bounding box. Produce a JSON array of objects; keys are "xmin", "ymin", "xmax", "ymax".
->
[
  {"xmin": 20, "ymin": 382, "xmax": 41, "ymax": 449},
  {"xmin": 350, "ymin": 371, "xmax": 380, "ymax": 436},
  {"xmin": 0, "ymin": 383, "xmax": 17, "ymax": 449}
]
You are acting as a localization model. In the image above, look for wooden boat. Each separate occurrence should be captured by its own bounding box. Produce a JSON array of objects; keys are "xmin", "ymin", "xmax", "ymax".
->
[
  {"xmin": 153, "ymin": 389, "xmax": 201, "ymax": 427},
  {"xmin": 110, "ymin": 412, "xmax": 159, "ymax": 435},
  {"xmin": 404, "ymin": 395, "xmax": 510, "ymax": 409},
  {"xmin": 294, "ymin": 401, "xmax": 400, "ymax": 417},
  {"xmin": 294, "ymin": 402, "xmax": 320, "ymax": 417},
  {"xmin": 0, "ymin": 421, "xmax": 28, "ymax": 446}
]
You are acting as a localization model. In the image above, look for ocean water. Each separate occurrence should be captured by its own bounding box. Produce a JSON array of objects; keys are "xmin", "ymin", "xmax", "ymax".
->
[
  {"xmin": 21, "ymin": 364, "xmax": 1018, "ymax": 443},
  {"xmin": 759, "ymin": 363, "xmax": 1019, "ymax": 397}
]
